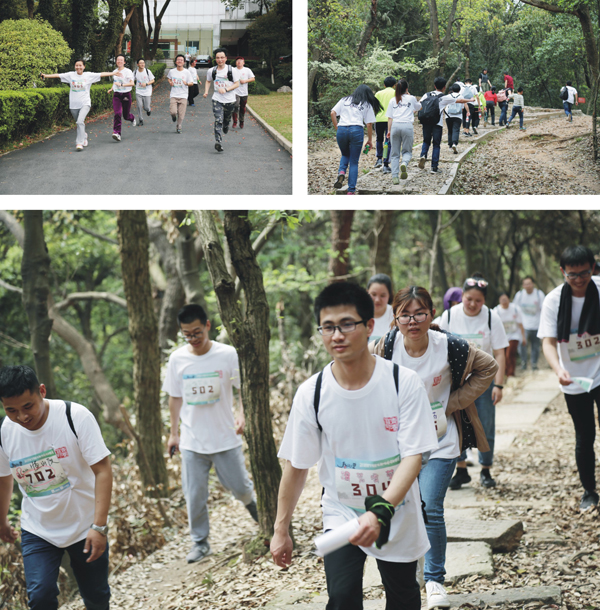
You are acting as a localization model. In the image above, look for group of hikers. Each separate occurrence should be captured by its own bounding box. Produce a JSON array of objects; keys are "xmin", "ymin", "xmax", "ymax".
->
[
  {"xmin": 1, "ymin": 244, "xmax": 599, "ymax": 610},
  {"xmin": 331, "ymin": 70, "xmax": 579, "ymax": 194},
  {"xmin": 41, "ymin": 48, "xmax": 255, "ymax": 153}
]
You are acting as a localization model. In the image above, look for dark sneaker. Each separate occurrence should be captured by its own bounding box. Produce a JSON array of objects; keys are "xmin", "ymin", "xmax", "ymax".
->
[
  {"xmin": 333, "ymin": 174, "xmax": 345, "ymax": 189},
  {"xmin": 473, "ymin": 127, "xmax": 478, "ymax": 134},
  {"xmin": 147, "ymin": 110, "xmax": 151, "ymax": 116},
  {"xmin": 177, "ymin": 128, "xmax": 181, "ymax": 134},
  {"xmin": 172, "ymin": 115, "xmax": 177, "ymax": 122},
  {"xmin": 449, "ymin": 467, "xmax": 471, "ymax": 490},
  {"xmin": 480, "ymin": 468, "xmax": 496, "ymax": 488},
  {"xmin": 580, "ymin": 490, "xmax": 599, "ymax": 512},
  {"xmin": 186, "ymin": 541, "xmax": 211, "ymax": 563},
  {"xmin": 382, "ymin": 166, "xmax": 391, "ymax": 174},
  {"xmin": 505, "ymin": 123, "xmax": 511, "ymax": 128},
  {"xmin": 246, "ymin": 500, "xmax": 259, "ymax": 523},
  {"xmin": 223, "ymin": 125, "xmax": 229, "ymax": 134},
  {"xmin": 215, "ymin": 142, "xmax": 223, "ymax": 152},
  {"xmin": 418, "ymin": 156, "xmax": 426, "ymax": 170},
  {"xmin": 430, "ymin": 167, "xmax": 439, "ymax": 174},
  {"xmin": 139, "ymin": 119, "xmax": 143, "ymax": 126},
  {"xmin": 232, "ymin": 122, "xmax": 238, "ymax": 128},
  {"xmin": 240, "ymin": 121, "xmax": 244, "ymax": 129},
  {"xmin": 374, "ymin": 158, "xmax": 383, "ymax": 168}
]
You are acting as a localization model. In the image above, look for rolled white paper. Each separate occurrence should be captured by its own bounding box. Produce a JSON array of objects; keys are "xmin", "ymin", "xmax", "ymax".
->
[{"xmin": 315, "ymin": 518, "xmax": 360, "ymax": 557}]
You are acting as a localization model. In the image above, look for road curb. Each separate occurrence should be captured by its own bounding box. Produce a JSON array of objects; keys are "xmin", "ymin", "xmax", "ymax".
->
[{"xmin": 246, "ymin": 104, "xmax": 292, "ymax": 155}]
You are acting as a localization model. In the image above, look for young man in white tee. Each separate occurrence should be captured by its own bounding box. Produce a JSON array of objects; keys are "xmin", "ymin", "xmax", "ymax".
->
[
  {"xmin": 0, "ymin": 365, "xmax": 112, "ymax": 610},
  {"xmin": 270, "ymin": 282, "xmax": 438, "ymax": 610},
  {"xmin": 232, "ymin": 56, "xmax": 255, "ymax": 129},
  {"xmin": 203, "ymin": 48, "xmax": 240, "ymax": 152},
  {"xmin": 163, "ymin": 304, "xmax": 257, "ymax": 563},
  {"xmin": 538, "ymin": 246, "xmax": 600, "ymax": 511},
  {"xmin": 513, "ymin": 276, "xmax": 545, "ymax": 371}
]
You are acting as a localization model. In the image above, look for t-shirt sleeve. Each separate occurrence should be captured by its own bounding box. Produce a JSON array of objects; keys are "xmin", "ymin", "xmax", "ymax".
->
[
  {"xmin": 87, "ymin": 73, "xmax": 102, "ymax": 85},
  {"xmin": 162, "ymin": 354, "xmax": 182, "ymax": 397},
  {"xmin": 514, "ymin": 306, "xmax": 523, "ymax": 325},
  {"xmin": 207, "ymin": 69, "xmax": 214, "ymax": 82},
  {"xmin": 230, "ymin": 349, "xmax": 241, "ymax": 390},
  {"xmin": 72, "ymin": 404, "xmax": 111, "ymax": 466},
  {"xmin": 331, "ymin": 99, "xmax": 343, "ymax": 115},
  {"xmin": 386, "ymin": 98, "xmax": 394, "ymax": 119},
  {"xmin": 59, "ymin": 73, "xmax": 72, "ymax": 84},
  {"xmin": 247, "ymin": 69, "xmax": 255, "ymax": 78},
  {"xmin": 148, "ymin": 70, "xmax": 155, "ymax": 80},
  {"xmin": 277, "ymin": 379, "xmax": 322, "ymax": 468},
  {"xmin": 438, "ymin": 309, "xmax": 450, "ymax": 332},
  {"xmin": 0, "ymin": 445, "xmax": 10, "ymax": 477},
  {"xmin": 490, "ymin": 310, "xmax": 509, "ymax": 350},
  {"xmin": 537, "ymin": 292, "xmax": 558, "ymax": 339},
  {"xmin": 364, "ymin": 104, "xmax": 376, "ymax": 124},
  {"xmin": 412, "ymin": 97, "xmax": 422, "ymax": 111}
]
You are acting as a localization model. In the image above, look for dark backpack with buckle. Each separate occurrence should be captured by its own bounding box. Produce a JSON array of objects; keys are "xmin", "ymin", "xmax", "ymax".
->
[
  {"xmin": 211, "ymin": 65, "xmax": 234, "ymax": 83},
  {"xmin": 418, "ymin": 91, "xmax": 443, "ymax": 125}
]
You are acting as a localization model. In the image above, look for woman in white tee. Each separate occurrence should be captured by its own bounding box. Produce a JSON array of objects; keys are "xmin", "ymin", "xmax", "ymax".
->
[
  {"xmin": 330, "ymin": 85, "xmax": 381, "ymax": 195},
  {"xmin": 133, "ymin": 58, "xmax": 155, "ymax": 125},
  {"xmin": 493, "ymin": 293, "xmax": 526, "ymax": 378},
  {"xmin": 41, "ymin": 60, "xmax": 115, "ymax": 151},
  {"xmin": 386, "ymin": 79, "xmax": 421, "ymax": 183},
  {"xmin": 367, "ymin": 273, "xmax": 394, "ymax": 343}
]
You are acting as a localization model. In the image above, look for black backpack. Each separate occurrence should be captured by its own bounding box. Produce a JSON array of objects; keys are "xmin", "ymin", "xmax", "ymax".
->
[
  {"xmin": 0, "ymin": 401, "xmax": 77, "ymax": 449},
  {"xmin": 211, "ymin": 65, "xmax": 234, "ymax": 83},
  {"xmin": 559, "ymin": 86, "xmax": 569, "ymax": 101},
  {"xmin": 418, "ymin": 91, "xmax": 443, "ymax": 125}
]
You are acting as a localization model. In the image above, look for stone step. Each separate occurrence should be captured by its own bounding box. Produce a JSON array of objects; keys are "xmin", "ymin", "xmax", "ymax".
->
[
  {"xmin": 446, "ymin": 518, "xmax": 524, "ymax": 552},
  {"xmin": 496, "ymin": 405, "xmax": 547, "ymax": 430},
  {"xmin": 446, "ymin": 541, "xmax": 493, "ymax": 582},
  {"xmin": 509, "ymin": 389, "xmax": 558, "ymax": 404}
]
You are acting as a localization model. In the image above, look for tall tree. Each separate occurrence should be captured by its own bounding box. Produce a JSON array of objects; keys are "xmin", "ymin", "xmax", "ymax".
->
[
  {"xmin": 21, "ymin": 212, "xmax": 57, "ymax": 398},
  {"xmin": 248, "ymin": 9, "xmax": 289, "ymax": 84},
  {"xmin": 328, "ymin": 211, "xmax": 355, "ymax": 281},
  {"xmin": 369, "ymin": 210, "xmax": 394, "ymax": 278},
  {"xmin": 195, "ymin": 210, "xmax": 281, "ymax": 551},
  {"xmin": 71, "ymin": 0, "xmax": 97, "ymax": 61},
  {"xmin": 116, "ymin": 211, "xmax": 169, "ymax": 496}
]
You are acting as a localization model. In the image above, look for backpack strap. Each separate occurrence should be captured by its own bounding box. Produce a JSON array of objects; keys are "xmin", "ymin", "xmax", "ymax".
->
[
  {"xmin": 313, "ymin": 371, "xmax": 324, "ymax": 432},
  {"xmin": 488, "ymin": 308, "xmax": 492, "ymax": 331},
  {"xmin": 65, "ymin": 401, "xmax": 77, "ymax": 438},
  {"xmin": 211, "ymin": 66, "xmax": 217, "ymax": 81},
  {"xmin": 443, "ymin": 330, "xmax": 470, "ymax": 390},
  {"xmin": 383, "ymin": 327, "xmax": 399, "ymax": 360},
  {"xmin": 393, "ymin": 363, "xmax": 399, "ymax": 394},
  {"xmin": 0, "ymin": 416, "xmax": 4, "ymax": 449},
  {"xmin": 447, "ymin": 306, "xmax": 451, "ymax": 324},
  {"xmin": 228, "ymin": 65, "xmax": 234, "ymax": 82}
]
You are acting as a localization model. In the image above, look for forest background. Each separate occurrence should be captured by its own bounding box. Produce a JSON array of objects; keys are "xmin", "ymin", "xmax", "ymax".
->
[{"xmin": 0, "ymin": 209, "xmax": 599, "ymax": 606}]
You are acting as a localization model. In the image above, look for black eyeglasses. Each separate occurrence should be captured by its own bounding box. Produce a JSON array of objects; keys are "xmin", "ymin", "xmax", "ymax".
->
[
  {"xmin": 181, "ymin": 331, "xmax": 204, "ymax": 342},
  {"xmin": 563, "ymin": 269, "xmax": 592, "ymax": 280},
  {"xmin": 396, "ymin": 312, "xmax": 429, "ymax": 325},
  {"xmin": 317, "ymin": 320, "xmax": 368, "ymax": 336}
]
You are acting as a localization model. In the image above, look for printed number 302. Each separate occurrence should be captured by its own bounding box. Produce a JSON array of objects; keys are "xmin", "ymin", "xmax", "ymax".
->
[
  {"xmin": 26, "ymin": 469, "xmax": 55, "ymax": 484},
  {"xmin": 191, "ymin": 385, "xmax": 214, "ymax": 395},
  {"xmin": 576, "ymin": 337, "xmax": 600, "ymax": 349}
]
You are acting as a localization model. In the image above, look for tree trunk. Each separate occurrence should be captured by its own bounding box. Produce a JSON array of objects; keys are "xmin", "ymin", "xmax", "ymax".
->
[
  {"xmin": 36, "ymin": 0, "xmax": 55, "ymax": 25},
  {"xmin": 21, "ymin": 212, "xmax": 57, "ymax": 398},
  {"xmin": 328, "ymin": 211, "xmax": 355, "ymax": 281},
  {"xmin": 149, "ymin": 0, "xmax": 174, "ymax": 60},
  {"xmin": 115, "ymin": 5, "xmax": 136, "ymax": 59},
  {"xmin": 356, "ymin": 0, "xmax": 378, "ymax": 58},
  {"xmin": 90, "ymin": 0, "xmax": 127, "ymax": 71},
  {"xmin": 116, "ymin": 211, "xmax": 169, "ymax": 497},
  {"xmin": 427, "ymin": 211, "xmax": 449, "ymax": 295},
  {"xmin": 128, "ymin": 5, "xmax": 147, "ymax": 65},
  {"xmin": 26, "ymin": 0, "xmax": 34, "ymax": 18},
  {"xmin": 194, "ymin": 210, "xmax": 281, "ymax": 547},
  {"xmin": 308, "ymin": 48, "xmax": 320, "ymax": 113},
  {"xmin": 71, "ymin": 0, "xmax": 97, "ymax": 61},
  {"xmin": 369, "ymin": 210, "xmax": 394, "ymax": 278}
]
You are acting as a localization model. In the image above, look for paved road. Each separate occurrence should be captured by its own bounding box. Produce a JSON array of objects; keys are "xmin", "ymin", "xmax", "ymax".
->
[{"xmin": 0, "ymin": 69, "xmax": 292, "ymax": 195}]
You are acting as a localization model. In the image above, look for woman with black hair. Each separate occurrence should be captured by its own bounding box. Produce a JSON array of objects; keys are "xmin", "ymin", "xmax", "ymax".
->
[
  {"xmin": 367, "ymin": 273, "xmax": 394, "ymax": 343},
  {"xmin": 385, "ymin": 79, "xmax": 421, "ymax": 183},
  {"xmin": 330, "ymin": 84, "xmax": 381, "ymax": 195}
]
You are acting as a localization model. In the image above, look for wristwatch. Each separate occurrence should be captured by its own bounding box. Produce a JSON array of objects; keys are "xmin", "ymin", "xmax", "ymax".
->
[{"xmin": 90, "ymin": 523, "xmax": 108, "ymax": 536}]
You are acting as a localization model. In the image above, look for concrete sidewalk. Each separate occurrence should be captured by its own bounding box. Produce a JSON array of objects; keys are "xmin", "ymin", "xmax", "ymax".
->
[{"xmin": 0, "ymin": 69, "xmax": 292, "ymax": 195}]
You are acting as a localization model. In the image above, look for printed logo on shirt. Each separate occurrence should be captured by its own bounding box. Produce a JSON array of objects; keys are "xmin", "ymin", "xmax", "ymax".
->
[
  {"xmin": 10, "ymin": 448, "xmax": 70, "ymax": 497},
  {"xmin": 433, "ymin": 375, "xmax": 442, "ymax": 386},
  {"xmin": 55, "ymin": 447, "xmax": 69, "ymax": 459},
  {"xmin": 383, "ymin": 416, "xmax": 398, "ymax": 432},
  {"xmin": 70, "ymin": 79, "xmax": 85, "ymax": 92}
]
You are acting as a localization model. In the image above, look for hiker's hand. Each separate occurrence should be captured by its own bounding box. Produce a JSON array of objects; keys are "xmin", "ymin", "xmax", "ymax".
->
[{"xmin": 350, "ymin": 511, "xmax": 380, "ymax": 547}]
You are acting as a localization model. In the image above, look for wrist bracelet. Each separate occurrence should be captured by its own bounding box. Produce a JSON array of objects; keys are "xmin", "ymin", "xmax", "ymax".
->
[{"xmin": 495, "ymin": 384, "xmax": 504, "ymax": 389}]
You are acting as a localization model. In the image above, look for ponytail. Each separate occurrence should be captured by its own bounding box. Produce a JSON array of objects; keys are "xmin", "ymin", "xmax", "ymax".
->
[{"xmin": 394, "ymin": 79, "xmax": 409, "ymax": 104}]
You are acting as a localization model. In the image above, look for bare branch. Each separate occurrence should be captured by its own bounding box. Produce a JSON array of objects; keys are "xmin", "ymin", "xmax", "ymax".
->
[
  {"xmin": 78, "ymin": 224, "xmax": 118, "ymax": 245},
  {"xmin": 0, "ymin": 211, "xmax": 24, "ymax": 248},
  {"xmin": 54, "ymin": 291, "xmax": 127, "ymax": 311},
  {"xmin": 0, "ymin": 278, "xmax": 23, "ymax": 293},
  {"xmin": 0, "ymin": 331, "xmax": 30, "ymax": 350}
]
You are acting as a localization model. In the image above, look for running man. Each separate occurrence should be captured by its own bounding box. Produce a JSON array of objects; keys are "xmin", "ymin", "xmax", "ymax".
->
[
  {"xmin": 270, "ymin": 282, "xmax": 438, "ymax": 610},
  {"xmin": 110, "ymin": 54, "xmax": 136, "ymax": 142},
  {"xmin": 232, "ymin": 56, "xmax": 255, "ymax": 129},
  {"xmin": 0, "ymin": 365, "xmax": 112, "ymax": 610},
  {"xmin": 167, "ymin": 55, "xmax": 194, "ymax": 133},
  {"xmin": 163, "ymin": 304, "xmax": 258, "ymax": 563},
  {"xmin": 133, "ymin": 58, "xmax": 155, "ymax": 126},
  {"xmin": 41, "ymin": 61, "xmax": 116, "ymax": 151},
  {"xmin": 203, "ymin": 48, "xmax": 240, "ymax": 152},
  {"xmin": 187, "ymin": 59, "xmax": 201, "ymax": 107}
]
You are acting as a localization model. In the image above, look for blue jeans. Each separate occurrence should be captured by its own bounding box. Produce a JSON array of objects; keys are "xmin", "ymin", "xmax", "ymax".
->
[
  {"xmin": 336, "ymin": 125, "xmax": 364, "ymax": 193},
  {"xmin": 418, "ymin": 457, "xmax": 457, "ymax": 584},
  {"xmin": 21, "ymin": 529, "xmax": 110, "ymax": 610},
  {"xmin": 507, "ymin": 106, "xmax": 523, "ymax": 128},
  {"xmin": 459, "ymin": 381, "xmax": 495, "ymax": 467},
  {"xmin": 498, "ymin": 102, "xmax": 508, "ymax": 126},
  {"xmin": 421, "ymin": 123, "xmax": 442, "ymax": 170},
  {"xmin": 563, "ymin": 101, "xmax": 573, "ymax": 118},
  {"xmin": 519, "ymin": 329, "xmax": 540, "ymax": 369}
]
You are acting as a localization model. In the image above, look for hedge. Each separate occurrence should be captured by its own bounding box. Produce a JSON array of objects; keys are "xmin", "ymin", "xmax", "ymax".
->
[{"xmin": 248, "ymin": 80, "xmax": 271, "ymax": 95}]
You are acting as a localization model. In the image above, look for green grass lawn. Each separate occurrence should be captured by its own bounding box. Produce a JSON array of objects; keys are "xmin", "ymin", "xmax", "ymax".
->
[{"xmin": 248, "ymin": 92, "xmax": 292, "ymax": 143}]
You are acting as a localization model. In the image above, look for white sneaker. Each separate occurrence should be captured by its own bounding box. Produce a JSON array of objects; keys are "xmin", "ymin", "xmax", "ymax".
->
[
  {"xmin": 76, "ymin": 144, "xmax": 83, "ymax": 151},
  {"xmin": 112, "ymin": 133, "xmax": 121, "ymax": 142},
  {"xmin": 426, "ymin": 581, "xmax": 450, "ymax": 609},
  {"xmin": 132, "ymin": 118, "xmax": 137, "ymax": 127},
  {"xmin": 465, "ymin": 448, "xmax": 476, "ymax": 466},
  {"xmin": 83, "ymin": 134, "xmax": 88, "ymax": 147}
]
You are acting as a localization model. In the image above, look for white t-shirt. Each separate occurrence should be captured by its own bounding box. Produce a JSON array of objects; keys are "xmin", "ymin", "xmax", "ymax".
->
[
  {"xmin": 279, "ymin": 357, "xmax": 438, "ymax": 562},
  {"xmin": 566, "ymin": 86, "xmax": 578, "ymax": 104},
  {"xmin": 390, "ymin": 330, "xmax": 459, "ymax": 460},
  {"xmin": 537, "ymin": 276, "xmax": 600, "ymax": 395},
  {"xmin": 207, "ymin": 66, "xmax": 241, "ymax": 104},
  {"xmin": 493, "ymin": 303, "xmax": 523, "ymax": 341},
  {"xmin": 134, "ymin": 68, "xmax": 154, "ymax": 97},
  {"xmin": 513, "ymin": 288, "xmax": 545, "ymax": 330},
  {"xmin": 167, "ymin": 68, "xmax": 192, "ymax": 99},
  {"xmin": 439, "ymin": 303, "xmax": 508, "ymax": 356},
  {"xmin": 235, "ymin": 67, "xmax": 255, "ymax": 97},
  {"xmin": 162, "ymin": 342, "xmax": 242, "ymax": 454},
  {"xmin": 331, "ymin": 98, "xmax": 376, "ymax": 127},
  {"xmin": 370, "ymin": 304, "xmax": 394, "ymax": 344},
  {"xmin": 0, "ymin": 400, "xmax": 110, "ymax": 548},
  {"xmin": 59, "ymin": 71, "xmax": 101, "ymax": 109},
  {"xmin": 386, "ymin": 95, "xmax": 421, "ymax": 123},
  {"xmin": 188, "ymin": 66, "xmax": 199, "ymax": 84},
  {"xmin": 112, "ymin": 68, "xmax": 134, "ymax": 93}
]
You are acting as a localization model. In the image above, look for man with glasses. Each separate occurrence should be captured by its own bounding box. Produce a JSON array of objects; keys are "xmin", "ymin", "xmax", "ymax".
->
[
  {"xmin": 538, "ymin": 246, "xmax": 600, "ymax": 511},
  {"xmin": 270, "ymin": 282, "xmax": 438, "ymax": 610},
  {"xmin": 162, "ymin": 304, "xmax": 258, "ymax": 563}
]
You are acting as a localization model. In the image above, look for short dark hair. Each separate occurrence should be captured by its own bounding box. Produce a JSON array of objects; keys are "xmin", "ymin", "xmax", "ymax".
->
[
  {"xmin": 215, "ymin": 48, "xmax": 228, "ymax": 57},
  {"xmin": 566, "ymin": 81, "xmax": 572, "ymax": 86},
  {"xmin": 503, "ymin": 71, "xmax": 509, "ymax": 75},
  {"xmin": 74, "ymin": 59, "xmax": 86, "ymax": 66},
  {"xmin": 434, "ymin": 76, "xmax": 447, "ymax": 91},
  {"xmin": 137, "ymin": 58, "xmax": 145, "ymax": 64},
  {"xmin": 560, "ymin": 246, "xmax": 596, "ymax": 269},
  {"xmin": 523, "ymin": 275, "xmax": 535, "ymax": 283},
  {"xmin": 491, "ymin": 86, "xmax": 497, "ymax": 93},
  {"xmin": 367, "ymin": 273, "xmax": 393, "ymax": 304},
  {"xmin": 465, "ymin": 78, "xmax": 472, "ymax": 84},
  {"xmin": 0, "ymin": 365, "xmax": 40, "ymax": 400},
  {"xmin": 116, "ymin": 54, "xmax": 126, "ymax": 60},
  {"xmin": 517, "ymin": 87, "xmax": 523, "ymax": 93},
  {"xmin": 314, "ymin": 282, "xmax": 374, "ymax": 324},
  {"xmin": 177, "ymin": 304, "xmax": 209, "ymax": 326},
  {"xmin": 384, "ymin": 76, "xmax": 397, "ymax": 88},
  {"xmin": 175, "ymin": 54, "xmax": 185, "ymax": 61},
  {"xmin": 451, "ymin": 83, "xmax": 461, "ymax": 93}
]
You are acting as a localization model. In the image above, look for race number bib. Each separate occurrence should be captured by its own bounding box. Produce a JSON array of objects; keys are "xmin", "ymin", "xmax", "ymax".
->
[
  {"xmin": 215, "ymin": 77, "xmax": 229, "ymax": 91},
  {"xmin": 459, "ymin": 333, "xmax": 485, "ymax": 349},
  {"xmin": 567, "ymin": 332, "xmax": 600, "ymax": 362},
  {"xmin": 183, "ymin": 372, "xmax": 221, "ymax": 405},
  {"xmin": 10, "ymin": 448, "xmax": 70, "ymax": 498},
  {"xmin": 520, "ymin": 304, "xmax": 538, "ymax": 316},
  {"xmin": 431, "ymin": 401, "xmax": 447, "ymax": 438},
  {"xmin": 502, "ymin": 321, "xmax": 518, "ymax": 335},
  {"xmin": 70, "ymin": 78, "xmax": 86, "ymax": 92},
  {"xmin": 335, "ymin": 455, "xmax": 402, "ymax": 513}
]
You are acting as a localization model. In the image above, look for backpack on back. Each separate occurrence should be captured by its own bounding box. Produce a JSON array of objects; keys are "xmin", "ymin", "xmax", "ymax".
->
[
  {"xmin": 560, "ymin": 86, "xmax": 569, "ymax": 101},
  {"xmin": 211, "ymin": 65, "xmax": 234, "ymax": 83},
  {"xmin": 445, "ymin": 93, "xmax": 463, "ymax": 116},
  {"xmin": 496, "ymin": 89, "xmax": 508, "ymax": 103},
  {"xmin": 418, "ymin": 91, "xmax": 443, "ymax": 125}
]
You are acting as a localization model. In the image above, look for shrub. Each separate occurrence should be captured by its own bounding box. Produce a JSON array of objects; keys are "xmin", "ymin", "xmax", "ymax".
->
[
  {"xmin": 249, "ymin": 80, "xmax": 271, "ymax": 95},
  {"xmin": 0, "ymin": 18, "xmax": 72, "ymax": 91},
  {"xmin": 150, "ymin": 63, "xmax": 166, "ymax": 81}
]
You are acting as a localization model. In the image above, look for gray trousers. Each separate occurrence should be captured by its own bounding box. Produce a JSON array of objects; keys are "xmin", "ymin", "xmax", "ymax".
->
[
  {"xmin": 136, "ymin": 94, "xmax": 151, "ymax": 119},
  {"xmin": 70, "ymin": 105, "xmax": 91, "ymax": 146},
  {"xmin": 519, "ymin": 328, "xmax": 541, "ymax": 369},
  {"xmin": 181, "ymin": 446, "xmax": 255, "ymax": 544},
  {"xmin": 390, "ymin": 122, "xmax": 414, "ymax": 177}
]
